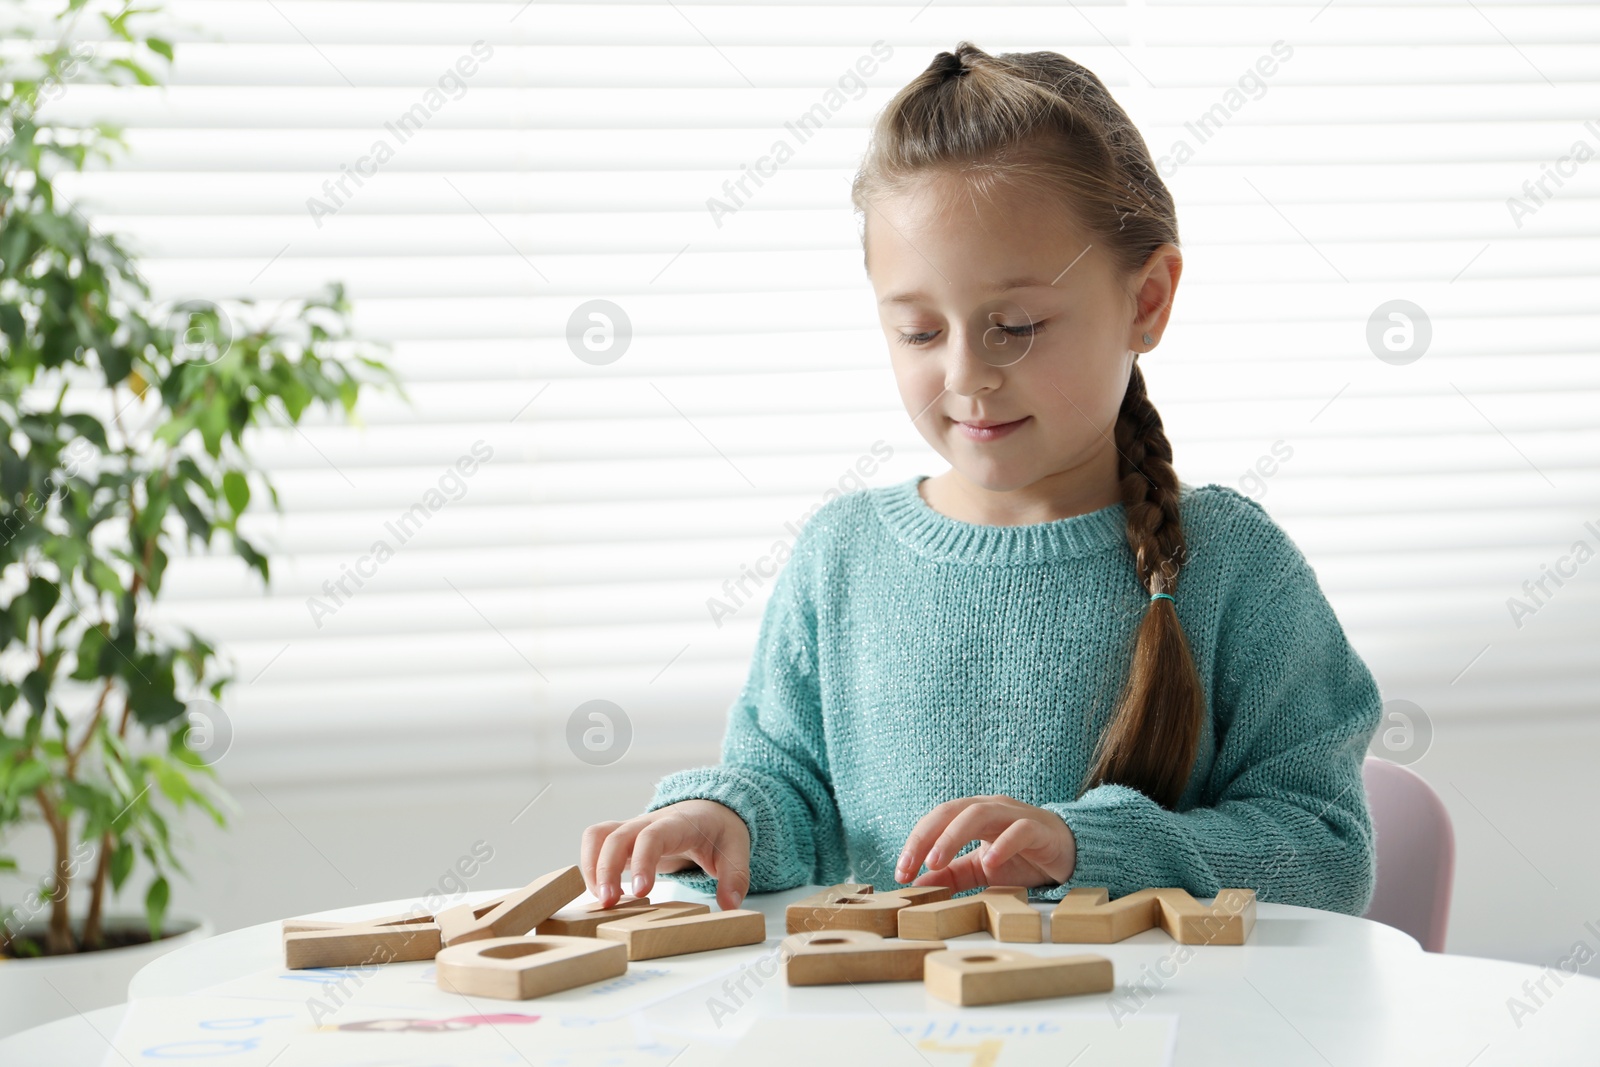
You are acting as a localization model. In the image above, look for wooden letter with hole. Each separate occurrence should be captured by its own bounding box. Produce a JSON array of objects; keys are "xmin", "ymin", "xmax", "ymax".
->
[
  {"xmin": 897, "ymin": 886, "xmax": 1041, "ymax": 943},
  {"xmin": 535, "ymin": 895, "xmax": 655, "ymax": 937},
  {"xmin": 782, "ymin": 929, "xmax": 947, "ymax": 985},
  {"xmin": 784, "ymin": 883, "xmax": 952, "ymax": 937},
  {"xmin": 435, "ymin": 866, "xmax": 586, "ymax": 947},
  {"xmin": 434, "ymin": 935, "xmax": 627, "ymax": 1000},
  {"xmin": 1049, "ymin": 887, "xmax": 1256, "ymax": 945},
  {"xmin": 594, "ymin": 900, "xmax": 766, "ymax": 961},
  {"xmin": 923, "ymin": 947, "xmax": 1114, "ymax": 1006},
  {"xmin": 283, "ymin": 913, "xmax": 441, "ymax": 970}
]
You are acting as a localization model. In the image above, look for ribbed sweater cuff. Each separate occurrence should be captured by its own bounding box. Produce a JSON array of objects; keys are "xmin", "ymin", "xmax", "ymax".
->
[
  {"xmin": 1033, "ymin": 785, "xmax": 1149, "ymax": 902},
  {"xmin": 646, "ymin": 765, "xmax": 805, "ymax": 896}
]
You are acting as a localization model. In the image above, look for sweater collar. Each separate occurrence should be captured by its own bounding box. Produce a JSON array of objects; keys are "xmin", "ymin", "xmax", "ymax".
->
[{"xmin": 871, "ymin": 475, "xmax": 1130, "ymax": 565}]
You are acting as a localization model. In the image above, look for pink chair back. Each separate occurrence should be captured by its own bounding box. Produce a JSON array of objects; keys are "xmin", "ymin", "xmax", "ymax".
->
[{"xmin": 1361, "ymin": 756, "xmax": 1455, "ymax": 952}]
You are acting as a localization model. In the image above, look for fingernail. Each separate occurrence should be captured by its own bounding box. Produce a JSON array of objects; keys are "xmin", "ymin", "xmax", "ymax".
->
[{"xmin": 631, "ymin": 874, "xmax": 647, "ymax": 897}]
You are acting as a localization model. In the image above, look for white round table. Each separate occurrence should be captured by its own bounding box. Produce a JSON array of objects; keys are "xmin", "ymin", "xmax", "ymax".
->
[{"xmin": 8, "ymin": 883, "xmax": 1597, "ymax": 1065}]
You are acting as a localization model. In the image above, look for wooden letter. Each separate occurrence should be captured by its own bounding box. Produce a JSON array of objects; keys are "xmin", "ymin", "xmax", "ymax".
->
[
  {"xmin": 281, "ymin": 909, "xmax": 429, "ymax": 937},
  {"xmin": 284, "ymin": 914, "xmax": 441, "ymax": 970},
  {"xmin": 782, "ymin": 929, "xmax": 947, "ymax": 985},
  {"xmin": 1049, "ymin": 887, "xmax": 1256, "ymax": 945},
  {"xmin": 595, "ymin": 901, "xmax": 766, "ymax": 960},
  {"xmin": 535, "ymin": 895, "xmax": 654, "ymax": 937},
  {"xmin": 1155, "ymin": 888, "xmax": 1255, "ymax": 945},
  {"xmin": 785, "ymin": 883, "xmax": 952, "ymax": 937},
  {"xmin": 897, "ymin": 886, "xmax": 1041, "ymax": 943},
  {"xmin": 436, "ymin": 866, "xmax": 585, "ymax": 946},
  {"xmin": 435, "ymin": 935, "xmax": 626, "ymax": 1000},
  {"xmin": 923, "ymin": 948, "xmax": 1113, "ymax": 1006}
]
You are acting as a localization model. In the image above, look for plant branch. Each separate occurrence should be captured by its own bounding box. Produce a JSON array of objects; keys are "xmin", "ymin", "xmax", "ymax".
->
[
  {"xmin": 82, "ymin": 831, "xmax": 112, "ymax": 949},
  {"xmin": 66, "ymin": 677, "xmax": 115, "ymax": 777},
  {"xmin": 33, "ymin": 788, "xmax": 74, "ymax": 955}
]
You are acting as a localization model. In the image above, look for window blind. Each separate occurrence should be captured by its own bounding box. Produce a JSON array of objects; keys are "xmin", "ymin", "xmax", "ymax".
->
[{"xmin": 17, "ymin": 0, "xmax": 1597, "ymax": 786}]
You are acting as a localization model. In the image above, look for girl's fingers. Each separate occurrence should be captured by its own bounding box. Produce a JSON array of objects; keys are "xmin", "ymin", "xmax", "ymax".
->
[
  {"xmin": 626, "ymin": 811, "xmax": 751, "ymax": 911},
  {"xmin": 710, "ymin": 853, "xmax": 751, "ymax": 911},
  {"xmin": 627, "ymin": 821, "xmax": 679, "ymax": 901},
  {"xmin": 580, "ymin": 821, "xmax": 624, "ymax": 898},
  {"xmin": 977, "ymin": 819, "xmax": 1039, "ymax": 875},
  {"xmin": 593, "ymin": 820, "xmax": 647, "ymax": 907},
  {"xmin": 897, "ymin": 797, "xmax": 982, "ymax": 881},
  {"xmin": 912, "ymin": 848, "xmax": 989, "ymax": 893},
  {"xmin": 675, "ymin": 814, "xmax": 750, "ymax": 910},
  {"xmin": 925, "ymin": 802, "xmax": 1008, "ymax": 871}
]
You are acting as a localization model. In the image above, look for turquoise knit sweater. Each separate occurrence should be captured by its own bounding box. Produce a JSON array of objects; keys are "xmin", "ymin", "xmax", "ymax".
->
[{"xmin": 648, "ymin": 475, "xmax": 1382, "ymax": 914}]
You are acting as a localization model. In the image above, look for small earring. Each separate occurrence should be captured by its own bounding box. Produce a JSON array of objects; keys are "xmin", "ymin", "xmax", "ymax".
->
[{"xmin": 1142, "ymin": 333, "xmax": 1154, "ymax": 347}]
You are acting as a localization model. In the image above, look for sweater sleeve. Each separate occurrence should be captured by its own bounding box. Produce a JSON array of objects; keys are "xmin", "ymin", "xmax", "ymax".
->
[
  {"xmin": 1033, "ymin": 547, "xmax": 1383, "ymax": 915},
  {"xmin": 644, "ymin": 549, "xmax": 849, "ymax": 896}
]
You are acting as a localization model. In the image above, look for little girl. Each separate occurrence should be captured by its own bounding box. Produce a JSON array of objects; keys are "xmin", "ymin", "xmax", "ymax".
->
[{"xmin": 582, "ymin": 42, "xmax": 1382, "ymax": 916}]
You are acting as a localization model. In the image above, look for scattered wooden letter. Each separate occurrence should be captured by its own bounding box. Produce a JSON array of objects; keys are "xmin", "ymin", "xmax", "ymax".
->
[
  {"xmin": 436, "ymin": 866, "xmax": 586, "ymax": 947},
  {"xmin": 1049, "ymin": 887, "xmax": 1256, "ymax": 945},
  {"xmin": 283, "ymin": 913, "xmax": 441, "ymax": 970},
  {"xmin": 781, "ymin": 929, "xmax": 947, "ymax": 985},
  {"xmin": 785, "ymin": 883, "xmax": 953, "ymax": 937},
  {"xmin": 923, "ymin": 948, "xmax": 1114, "ymax": 1006},
  {"xmin": 434, "ymin": 935, "xmax": 627, "ymax": 1000},
  {"xmin": 595, "ymin": 901, "xmax": 766, "ymax": 961},
  {"xmin": 897, "ymin": 886, "xmax": 1041, "ymax": 943},
  {"xmin": 535, "ymin": 895, "xmax": 655, "ymax": 937}
]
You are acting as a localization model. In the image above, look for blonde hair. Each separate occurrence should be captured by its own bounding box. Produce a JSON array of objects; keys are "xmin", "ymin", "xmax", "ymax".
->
[{"xmin": 851, "ymin": 42, "xmax": 1202, "ymax": 809}]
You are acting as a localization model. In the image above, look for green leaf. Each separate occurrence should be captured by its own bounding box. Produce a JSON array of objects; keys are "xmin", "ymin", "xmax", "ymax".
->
[
  {"xmin": 222, "ymin": 471, "xmax": 249, "ymax": 514},
  {"xmin": 197, "ymin": 399, "xmax": 228, "ymax": 457},
  {"xmin": 89, "ymin": 557, "xmax": 124, "ymax": 597},
  {"xmin": 148, "ymin": 545, "xmax": 168, "ymax": 596},
  {"xmin": 71, "ymin": 625, "xmax": 109, "ymax": 680},
  {"xmin": 171, "ymin": 484, "xmax": 210, "ymax": 543},
  {"xmin": 5, "ymin": 759, "xmax": 51, "ymax": 800},
  {"xmin": 145, "ymin": 37, "xmax": 174, "ymax": 61},
  {"xmin": 152, "ymin": 760, "xmax": 192, "ymax": 806},
  {"xmin": 145, "ymin": 876, "xmax": 170, "ymax": 942},
  {"xmin": 109, "ymin": 841, "xmax": 135, "ymax": 891},
  {"xmin": 232, "ymin": 533, "xmax": 269, "ymax": 583},
  {"xmin": 19, "ymin": 669, "xmax": 49, "ymax": 714},
  {"xmin": 26, "ymin": 575, "xmax": 60, "ymax": 620},
  {"xmin": 63, "ymin": 413, "xmax": 109, "ymax": 449},
  {"xmin": 0, "ymin": 304, "xmax": 26, "ymax": 347},
  {"xmin": 107, "ymin": 57, "xmax": 158, "ymax": 87},
  {"xmin": 98, "ymin": 344, "xmax": 133, "ymax": 385},
  {"xmin": 127, "ymin": 678, "xmax": 185, "ymax": 727}
]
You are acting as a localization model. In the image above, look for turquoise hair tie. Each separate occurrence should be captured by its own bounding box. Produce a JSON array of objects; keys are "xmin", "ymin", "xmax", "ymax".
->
[{"xmin": 1150, "ymin": 592, "xmax": 1174, "ymax": 603}]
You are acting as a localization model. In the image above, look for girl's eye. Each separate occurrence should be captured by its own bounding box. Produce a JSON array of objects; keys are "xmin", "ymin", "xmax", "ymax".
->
[{"xmin": 895, "ymin": 321, "xmax": 1047, "ymax": 347}]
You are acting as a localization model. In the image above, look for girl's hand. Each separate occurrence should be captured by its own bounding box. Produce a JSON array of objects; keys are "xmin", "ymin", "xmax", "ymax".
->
[
  {"xmin": 895, "ymin": 794, "xmax": 1077, "ymax": 892},
  {"xmin": 581, "ymin": 799, "xmax": 752, "ymax": 912}
]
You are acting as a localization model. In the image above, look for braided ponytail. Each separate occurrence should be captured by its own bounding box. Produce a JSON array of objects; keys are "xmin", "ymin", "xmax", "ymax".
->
[
  {"xmin": 852, "ymin": 42, "xmax": 1205, "ymax": 809},
  {"xmin": 1080, "ymin": 358, "xmax": 1204, "ymax": 808}
]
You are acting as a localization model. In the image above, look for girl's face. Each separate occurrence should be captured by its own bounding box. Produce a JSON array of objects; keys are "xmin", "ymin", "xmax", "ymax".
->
[{"xmin": 864, "ymin": 171, "xmax": 1177, "ymax": 509}]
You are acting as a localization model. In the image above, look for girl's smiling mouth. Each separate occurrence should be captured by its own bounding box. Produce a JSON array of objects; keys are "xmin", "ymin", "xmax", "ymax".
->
[{"xmin": 953, "ymin": 416, "xmax": 1031, "ymax": 441}]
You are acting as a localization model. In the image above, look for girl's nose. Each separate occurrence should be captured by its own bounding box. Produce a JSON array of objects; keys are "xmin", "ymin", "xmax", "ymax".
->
[{"xmin": 945, "ymin": 328, "xmax": 1006, "ymax": 396}]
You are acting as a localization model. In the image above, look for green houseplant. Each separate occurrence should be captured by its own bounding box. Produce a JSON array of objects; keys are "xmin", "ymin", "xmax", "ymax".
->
[{"xmin": 1, "ymin": 0, "xmax": 391, "ymax": 959}]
